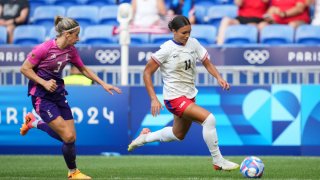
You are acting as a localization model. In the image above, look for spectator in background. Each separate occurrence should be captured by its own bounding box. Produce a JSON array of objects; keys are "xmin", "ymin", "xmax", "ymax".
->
[
  {"xmin": 217, "ymin": 0, "xmax": 270, "ymax": 45},
  {"xmin": 167, "ymin": 0, "xmax": 196, "ymax": 24},
  {"xmin": 64, "ymin": 65, "xmax": 93, "ymax": 85},
  {"xmin": 310, "ymin": 0, "xmax": 320, "ymax": 25},
  {"xmin": 131, "ymin": 0, "xmax": 167, "ymax": 27},
  {"xmin": 263, "ymin": 0, "xmax": 311, "ymax": 28},
  {"xmin": 0, "ymin": 0, "xmax": 29, "ymax": 44}
]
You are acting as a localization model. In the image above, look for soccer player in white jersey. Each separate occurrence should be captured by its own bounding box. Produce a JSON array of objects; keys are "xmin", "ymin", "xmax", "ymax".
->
[{"xmin": 128, "ymin": 15, "xmax": 239, "ymax": 171}]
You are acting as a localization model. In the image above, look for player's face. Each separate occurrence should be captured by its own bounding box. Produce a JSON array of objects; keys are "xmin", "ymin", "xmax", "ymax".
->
[
  {"xmin": 173, "ymin": 25, "xmax": 191, "ymax": 46},
  {"xmin": 66, "ymin": 28, "xmax": 80, "ymax": 45}
]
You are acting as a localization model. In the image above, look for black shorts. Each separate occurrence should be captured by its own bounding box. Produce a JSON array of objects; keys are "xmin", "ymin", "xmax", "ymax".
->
[{"xmin": 236, "ymin": 16, "xmax": 264, "ymax": 24}]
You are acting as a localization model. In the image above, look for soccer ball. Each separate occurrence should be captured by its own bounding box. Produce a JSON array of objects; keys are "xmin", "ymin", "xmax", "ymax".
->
[{"xmin": 240, "ymin": 156, "xmax": 264, "ymax": 178}]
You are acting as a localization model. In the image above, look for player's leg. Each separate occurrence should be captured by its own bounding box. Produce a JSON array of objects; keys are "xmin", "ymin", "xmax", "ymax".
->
[
  {"xmin": 145, "ymin": 114, "xmax": 192, "ymax": 142},
  {"xmin": 6, "ymin": 24, "xmax": 15, "ymax": 44},
  {"xmin": 56, "ymin": 97, "xmax": 91, "ymax": 179},
  {"xmin": 128, "ymin": 96, "xmax": 193, "ymax": 151},
  {"xmin": 182, "ymin": 104, "xmax": 239, "ymax": 171},
  {"xmin": 48, "ymin": 118, "xmax": 90, "ymax": 179},
  {"xmin": 127, "ymin": 115, "xmax": 192, "ymax": 152},
  {"xmin": 20, "ymin": 96, "xmax": 62, "ymax": 141}
]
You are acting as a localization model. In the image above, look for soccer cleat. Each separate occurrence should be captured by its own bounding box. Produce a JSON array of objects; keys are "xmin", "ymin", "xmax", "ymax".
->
[
  {"xmin": 68, "ymin": 169, "xmax": 91, "ymax": 179},
  {"xmin": 127, "ymin": 128, "xmax": 151, "ymax": 152},
  {"xmin": 20, "ymin": 113, "xmax": 36, "ymax": 136},
  {"xmin": 213, "ymin": 158, "xmax": 240, "ymax": 171}
]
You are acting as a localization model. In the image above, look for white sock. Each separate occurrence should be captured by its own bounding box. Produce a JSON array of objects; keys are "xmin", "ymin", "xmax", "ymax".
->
[
  {"xmin": 145, "ymin": 127, "xmax": 180, "ymax": 143},
  {"xmin": 31, "ymin": 119, "xmax": 42, "ymax": 128},
  {"xmin": 69, "ymin": 168, "xmax": 77, "ymax": 174},
  {"xmin": 202, "ymin": 114, "xmax": 223, "ymax": 162}
]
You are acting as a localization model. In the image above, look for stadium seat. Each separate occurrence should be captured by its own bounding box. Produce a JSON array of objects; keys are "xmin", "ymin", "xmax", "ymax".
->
[
  {"xmin": 214, "ymin": 0, "xmax": 233, "ymax": 4},
  {"xmin": 29, "ymin": 0, "xmax": 53, "ymax": 22},
  {"xmin": 67, "ymin": 6, "xmax": 99, "ymax": 28},
  {"xmin": 194, "ymin": 5, "xmax": 207, "ymax": 24},
  {"xmin": 224, "ymin": 25, "xmax": 258, "ymax": 44},
  {"xmin": 32, "ymin": 6, "xmax": 66, "ymax": 34},
  {"xmin": 150, "ymin": 33, "xmax": 173, "ymax": 45},
  {"xmin": 195, "ymin": 0, "xmax": 217, "ymax": 6},
  {"xmin": 48, "ymin": 27, "xmax": 57, "ymax": 39},
  {"xmin": 130, "ymin": 33, "xmax": 150, "ymax": 44},
  {"xmin": 260, "ymin": 25, "xmax": 294, "ymax": 45},
  {"xmin": 295, "ymin": 25, "xmax": 320, "ymax": 45},
  {"xmin": 191, "ymin": 25, "xmax": 216, "ymax": 45},
  {"xmin": 83, "ymin": 0, "xmax": 116, "ymax": 5},
  {"xmin": 207, "ymin": 5, "xmax": 237, "ymax": 28},
  {"xmin": 0, "ymin": 26, "xmax": 7, "ymax": 44},
  {"xmin": 51, "ymin": 0, "xmax": 82, "ymax": 7},
  {"xmin": 29, "ymin": 0, "xmax": 52, "ymax": 6},
  {"xmin": 82, "ymin": 25, "xmax": 117, "ymax": 45},
  {"xmin": 13, "ymin": 25, "xmax": 46, "ymax": 45},
  {"xmin": 99, "ymin": 5, "xmax": 119, "ymax": 25}
]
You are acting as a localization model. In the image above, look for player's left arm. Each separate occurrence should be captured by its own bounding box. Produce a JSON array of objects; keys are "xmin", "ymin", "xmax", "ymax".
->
[
  {"xmin": 78, "ymin": 66, "xmax": 122, "ymax": 95},
  {"xmin": 202, "ymin": 58, "xmax": 230, "ymax": 90}
]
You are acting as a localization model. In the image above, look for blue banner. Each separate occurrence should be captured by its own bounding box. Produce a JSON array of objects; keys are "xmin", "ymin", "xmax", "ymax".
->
[
  {"xmin": 0, "ymin": 86, "xmax": 129, "ymax": 152},
  {"xmin": 1, "ymin": 85, "xmax": 320, "ymax": 155},
  {"xmin": 2, "ymin": 45, "xmax": 320, "ymax": 66},
  {"xmin": 0, "ymin": 46, "xmax": 32, "ymax": 66},
  {"xmin": 129, "ymin": 85, "xmax": 320, "ymax": 155},
  {"xmin": 224, "ymin": 46, "xmax": 320, "ymax": 66}
]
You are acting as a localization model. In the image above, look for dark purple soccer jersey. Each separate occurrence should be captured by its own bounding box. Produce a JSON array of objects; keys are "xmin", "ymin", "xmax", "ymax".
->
[{"xmin": 26, "ymin": 39, "xmax": 84, "ymax": 98}]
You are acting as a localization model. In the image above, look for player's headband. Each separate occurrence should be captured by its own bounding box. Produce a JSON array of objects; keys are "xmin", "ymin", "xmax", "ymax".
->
[{"xmin": 63, "ymin": 26, "xmax": 80, "ymax": 33}]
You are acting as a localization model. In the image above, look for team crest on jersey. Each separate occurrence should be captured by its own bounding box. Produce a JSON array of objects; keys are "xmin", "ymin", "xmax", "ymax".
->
[
  {"xmin": 66, "ymin": 53, "xmax": 70, "ymax": 61},
  {"xmin": 51, "ymin": 54, "xmax": 56, "ymax": 59}
]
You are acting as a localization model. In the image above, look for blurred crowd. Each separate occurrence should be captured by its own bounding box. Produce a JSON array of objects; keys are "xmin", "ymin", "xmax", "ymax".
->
[{"xmin": 0, "ymin": 0, "xmax": 318, "ymax": 45}]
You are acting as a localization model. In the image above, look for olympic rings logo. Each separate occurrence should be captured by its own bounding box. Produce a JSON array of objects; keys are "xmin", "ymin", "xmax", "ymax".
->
[
  {"xmin": 243, "ymin": 50, "xmax": 270, "ymax": 64},
  {"xmin": 95, "ymin": 49, "xmax": 120, "ymax": 64}
]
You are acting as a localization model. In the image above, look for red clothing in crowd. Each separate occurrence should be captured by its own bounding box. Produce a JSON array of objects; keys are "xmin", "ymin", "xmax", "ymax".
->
[
  {"xmin": 271, "ymin": 0, "xmax": 310, "ymax": 24},
  {"xmin": 238, "ymin": 0, "xmax": 269, "ymax": 18}
]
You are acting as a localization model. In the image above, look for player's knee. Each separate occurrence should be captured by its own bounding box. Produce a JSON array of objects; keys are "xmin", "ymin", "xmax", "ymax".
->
[{"xmin": 62, "ymin": 133, "xmax": 76, "ymax": 143}]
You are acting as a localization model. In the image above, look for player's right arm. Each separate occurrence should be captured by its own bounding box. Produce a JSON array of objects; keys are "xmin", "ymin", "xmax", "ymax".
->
[
  {"xmin": 20, "ymin": 59, "xmax": 57, "ymax": 93},
  {"xmin": 143, "ymin": 58, "xmax": 162, "ymax": 117}
]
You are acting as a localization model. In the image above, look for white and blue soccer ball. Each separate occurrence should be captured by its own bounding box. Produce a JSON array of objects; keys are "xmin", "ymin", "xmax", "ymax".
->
[{"xmin": 240, "ymin": 156, "xmax": 264, "ymax": 178}]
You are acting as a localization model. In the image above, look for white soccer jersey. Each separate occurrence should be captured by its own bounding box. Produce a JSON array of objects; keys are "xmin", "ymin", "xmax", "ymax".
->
[
  {"xmin": 312, "ymin": 0, "xmax": 320, "ymax": 25},
  {"xmin": 151, "ymin": 37, "xmax": 209, "ymax": 100}
]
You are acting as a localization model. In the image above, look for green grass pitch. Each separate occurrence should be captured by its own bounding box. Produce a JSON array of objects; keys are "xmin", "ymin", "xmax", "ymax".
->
[{"xmin": 0, "ymin": 155, "xmax": 319, "ymax": 179}]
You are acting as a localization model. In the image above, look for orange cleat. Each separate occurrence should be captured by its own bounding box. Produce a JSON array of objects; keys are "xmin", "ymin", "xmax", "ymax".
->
[
  {"xmin": 20, "ymin": 113, "xmax": 36, "ymax": 136},
  {"xmin": 68, "ymin": 169, "xmax": 91, "ymax": 179}
]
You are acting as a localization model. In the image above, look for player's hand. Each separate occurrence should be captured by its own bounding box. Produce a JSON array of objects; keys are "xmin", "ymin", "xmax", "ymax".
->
[
  {"xmin": 151, "ymin": 98, "xmax": 163, "ymax": 117},
  {"xmin": 217, "ymin": 78, "xmax": 230, "ymax": 91},
  {"xmin": 103, "ymin": 84, "xmax": 122, "ymax": 95},
  {"xmin": 44, "ymin": 79, "xmax": 57, "ymax": 92}
]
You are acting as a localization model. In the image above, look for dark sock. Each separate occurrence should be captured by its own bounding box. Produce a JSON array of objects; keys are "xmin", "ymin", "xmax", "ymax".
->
[
  {"xmin": 62, "ymin": 142, "xmax": 77, "ymax": 170},
  {"xmin": 37, "ymin": 122, "xmax": 63, "ymax": 142}
]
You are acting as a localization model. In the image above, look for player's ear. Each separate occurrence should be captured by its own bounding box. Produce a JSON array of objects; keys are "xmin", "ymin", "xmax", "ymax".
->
[{"xmin": 64, "ymin": 32, "xmax": 70, "ymax": 38}]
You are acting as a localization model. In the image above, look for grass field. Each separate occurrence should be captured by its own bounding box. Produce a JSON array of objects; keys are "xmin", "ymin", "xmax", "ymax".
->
[{"xmin": 0, "ymin": 155, "xmax": 319, "ymax": 179}]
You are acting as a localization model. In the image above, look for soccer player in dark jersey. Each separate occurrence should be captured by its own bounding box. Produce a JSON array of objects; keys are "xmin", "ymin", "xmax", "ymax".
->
[{"xmin": 19, "ymin": 16, "xmax": 121, "ymax": 179}]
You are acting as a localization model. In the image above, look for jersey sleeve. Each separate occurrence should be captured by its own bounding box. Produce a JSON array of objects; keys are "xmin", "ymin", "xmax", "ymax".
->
[
  {"xmin": 70, "ymin": 46, "xmax": 84, "ymax": 68},
  {"xmin": 150, "ymin": 44, "xmax": 170, "ymax": 65},
  {"xmin": 26, "ymin": 43, "xmax": 47, "ymax": 66},
  {"xmin": 193, "ymin": 38, "xmax": 209, "ymax": 63}
]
